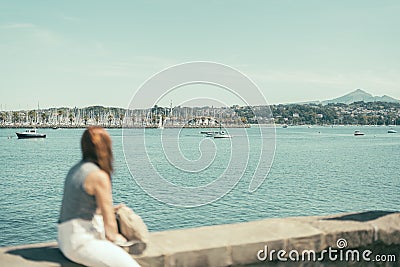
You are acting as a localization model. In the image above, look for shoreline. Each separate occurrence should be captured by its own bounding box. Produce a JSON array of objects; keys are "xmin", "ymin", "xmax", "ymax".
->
[
  {"xmin": 0, "ymin": 124, "xmax": 397, "ymax": 129},
  {"xmin": 0, "ymin": 124, "xmax": 251, "ymax": 129}
]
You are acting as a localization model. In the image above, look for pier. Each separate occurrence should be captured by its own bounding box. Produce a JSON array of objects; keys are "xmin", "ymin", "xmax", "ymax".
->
[{"xmin": 1, "ymin": 211, "xmax": 399, "ymax": 266}]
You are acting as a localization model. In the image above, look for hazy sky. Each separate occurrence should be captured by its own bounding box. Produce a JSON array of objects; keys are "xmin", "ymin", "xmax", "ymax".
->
[{"xmin": 1, "ymin": 1, "xmax": 399, "ymax": 110}]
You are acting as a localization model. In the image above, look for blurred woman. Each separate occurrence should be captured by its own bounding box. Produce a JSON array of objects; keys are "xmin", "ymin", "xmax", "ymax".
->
[{"xmin": 58, "ymin": 126, "xmax": 140, "ymax": 267}]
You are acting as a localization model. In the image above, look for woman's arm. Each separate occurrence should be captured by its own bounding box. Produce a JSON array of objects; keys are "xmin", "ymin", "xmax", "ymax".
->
[{"xmin": 84, "ymin": 170, "xmax": 127, "ymax": 242}]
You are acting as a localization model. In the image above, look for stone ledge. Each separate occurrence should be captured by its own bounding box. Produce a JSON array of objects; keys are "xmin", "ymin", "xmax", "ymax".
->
[{"xmin": 1, "ymin": 211, "xmax": 399, "ymax": 267}]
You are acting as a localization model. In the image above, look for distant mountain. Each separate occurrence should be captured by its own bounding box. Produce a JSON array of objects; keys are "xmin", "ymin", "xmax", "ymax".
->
[{"xmin": 321, "ymin": 89, "xmax": 400, "ymax": 105}]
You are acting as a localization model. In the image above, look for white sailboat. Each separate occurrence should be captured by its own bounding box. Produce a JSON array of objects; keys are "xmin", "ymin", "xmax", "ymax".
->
[
  {"xmin": 388, "ymin": 119, "xmax": 397, "ymax": 133},
  {"xmin": 214, "ymin": 123, "xmax": 231, "ymax": 139}
]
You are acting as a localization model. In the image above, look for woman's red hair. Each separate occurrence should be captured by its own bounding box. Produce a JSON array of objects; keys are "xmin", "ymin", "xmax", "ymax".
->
[{"xmin": 81, "ymin": 126, "xmax": 113, "ymax": 176}]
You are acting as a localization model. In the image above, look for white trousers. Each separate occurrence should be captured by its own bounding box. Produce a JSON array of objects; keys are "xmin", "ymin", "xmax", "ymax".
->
[{"xmin": 57, "ymin": 215, "xmax": 140, "ymax": 267}]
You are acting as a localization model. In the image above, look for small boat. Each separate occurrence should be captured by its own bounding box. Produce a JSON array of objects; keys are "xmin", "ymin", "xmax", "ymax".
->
[
  {"xmin": 213, "ymin": 123, "xmax": 232, "ymax": 138},
  {"xmin": 158, "ymin": 115, "xmax": 164, "ymax": 129},
  {"xmin": 282, "ymin": 124, "xmax": 288, "ymax": 128},
  {"xmin": 200, "ymin": 131, "xmax": 219, "ymax": 134},
  {"xmin": 388, "ymin": 129, "xmax": 397, "ymax": 134},
  {"xmin": 16, "ymin": 129, "xmax": 46, "ymax": 139},
  {"xmin": 214, "ymin": 131, "xmax": 232, "ymax": 138},
  {"xmin": 354, "ymin": 130, "xmax": 365, "ymax": 136}
]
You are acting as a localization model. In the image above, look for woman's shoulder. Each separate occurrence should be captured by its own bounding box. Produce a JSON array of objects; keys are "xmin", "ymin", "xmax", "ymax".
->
[
  {"xmin": 84, "ymin": 168, "xmax": 110, "ymax": 195},
  {"xmin": 87, "ymin": 168, "xmax": 109, "ymax": 181},
  {"xmin": 67, "ymin": 160, "xmax": 100, "ymax": 178}
]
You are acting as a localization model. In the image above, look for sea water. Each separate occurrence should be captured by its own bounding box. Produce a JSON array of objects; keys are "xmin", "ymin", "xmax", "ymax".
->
[{"xmin": 0, "ymin": 126, "xmax": 399, "ymax": 246}]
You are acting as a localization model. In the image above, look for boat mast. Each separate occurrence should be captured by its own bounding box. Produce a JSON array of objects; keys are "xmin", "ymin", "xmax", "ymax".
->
[{"xmin": 36, "ymin": 101, "xmax": 39, "ymax": 125}]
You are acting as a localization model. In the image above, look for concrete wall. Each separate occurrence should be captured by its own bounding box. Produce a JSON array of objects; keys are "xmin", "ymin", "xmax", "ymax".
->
[{"xmin": 1, "ymin": 211, "xmax": 399, "ymax": 267}]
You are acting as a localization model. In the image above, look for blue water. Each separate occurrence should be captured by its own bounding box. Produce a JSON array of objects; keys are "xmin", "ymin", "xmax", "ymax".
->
[{"xmin": 0, "ymin": 126, "xmax": 399, "ymax": 247}]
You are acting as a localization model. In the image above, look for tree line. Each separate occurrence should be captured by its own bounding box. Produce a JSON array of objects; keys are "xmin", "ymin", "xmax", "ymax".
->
[
  {"xmin": 1, "ymin": 101, "xmax": 399, "ymax": 127},
  {"xmin": 234, "ymin": 101, "xmax": 400, "ymax": 126}
]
